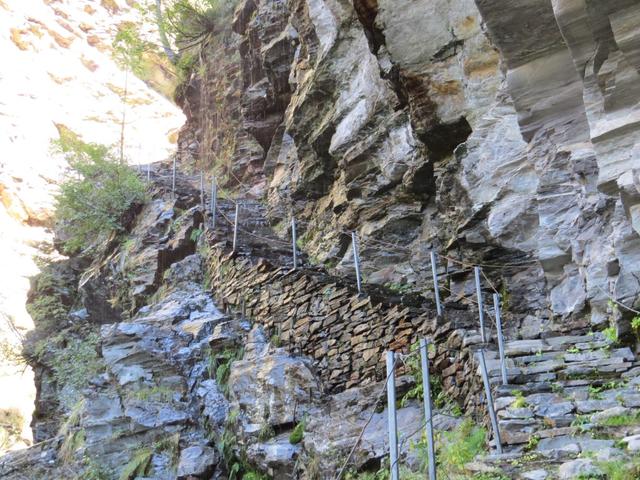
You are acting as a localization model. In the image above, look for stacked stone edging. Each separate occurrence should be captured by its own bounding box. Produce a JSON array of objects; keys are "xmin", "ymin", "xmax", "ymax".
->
[{"xmin": 204, "ymin": 237, "xmax": 488, "ymax": 416}]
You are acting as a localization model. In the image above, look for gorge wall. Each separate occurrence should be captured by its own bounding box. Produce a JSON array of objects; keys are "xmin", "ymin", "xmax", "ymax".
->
[
  {"xmin": 2, "ymin": 0, "xmax": 640, "ymax": 479},
  {"xmin": 178, "ymin": 0, "xmax": 640, "ymax": 339}
]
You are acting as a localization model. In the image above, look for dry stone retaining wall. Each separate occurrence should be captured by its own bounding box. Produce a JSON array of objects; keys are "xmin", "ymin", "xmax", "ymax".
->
[{"xmin": 205, "ymin": 239, "xmax": 488, "ymax": 415}]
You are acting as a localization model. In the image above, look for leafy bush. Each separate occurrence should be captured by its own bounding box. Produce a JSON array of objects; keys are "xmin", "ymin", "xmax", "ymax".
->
[
  {"xmin": 603, "ymin": 325, "xmax": 618, "ymax": 343},
  {"xmin": 119, "ymin": 448, "xmax": 153, "ymax": 480},
  {"xmin": 208, "ymin": 347, "xmax": 242, "ymax": 394},
  {"xmin": 163, "ymin": 0, "xmax": 236, "ymax": 46},
  {"xmin": 511, "ymin": 390, "xmax": 527, "ymax": 408},
  {"xmin": 77, "ymin": 458, "xmax": 112, "ymax": 480},
  {"xmin": 595, "ymin": 456, "xmax": 640, "ymax": 480},
  {"xmin": 53, "ymin": 128, "xmax": 146, "ymax": 253},
  {"xmin": 289, "ymin": 420, "xmax": 305, "ymax": 445},
  {"xmin": 112, "ymin": 22, "xmax": 148, "ymax": 75},
  {"xmin": 632, "ymin": 316, "xmax": 640, "ymax": 339},
  {"xmin": 438, "ymin": 419, "xmax": 486, "ymax": 474},
  {"xmin": 25, "ymin": 295, "xmax": 68, "ymax": 330},
  {"xmin": 51, "ymin": 332, "xmax": 104, "ymax": 403},
  {"xmin": 400, "ymin": 342, "xmax": 450, "ymax": 411},
  {"xmin": 160, "ymin": 0, "xmax": 237, "ymax": 79},
  {"xmin": 215, "ymin": 410, "xmax": 269, "ymax": 480}
]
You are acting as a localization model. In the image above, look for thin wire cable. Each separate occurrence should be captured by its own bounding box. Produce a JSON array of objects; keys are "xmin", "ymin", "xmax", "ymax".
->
[
  {"xmin": 595, "ymin": 285, "xmax": 640, "ymax": 315},
  {"xmin": 169, "ymin": 163, "xmax": 512, "ymax": 332},
  {"xmin": 480, "ymin": 269, "xmax": 499, "ymax": 295},
  {"xmin": 440, "ymin": 284, "xmax": 499, "ymax": 332},
  {"xmin": 216, "ymin": 206, "xmax": 292, "ymax": 248},
  {"xmin": 333, "ymin": 350, "xmax": 420, "ymax": 480}
]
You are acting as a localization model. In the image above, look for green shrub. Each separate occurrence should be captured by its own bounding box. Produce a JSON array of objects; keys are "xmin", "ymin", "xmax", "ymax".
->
[
  {"xmin": 603, "ymin": 325, "xmax": 618, "ymax": 343},
  {"xmin": 77, "ymin": 458, "xmax": 112, "ymax": 480},
  {"xmin": 632, "ymin": 316, "xmax": 640, "ymax": 339},
  {"xmin": 209, "ymin": 347, "xmax": 242, "ymax": 394},
  {"xmin": 26, "ymin": 295, "xmax": 68, "ymax": 329},
  {"xmin": 595, "ymin": 456, "xmax": 640, "ymax": 480},
  {"xmin": 163, "ymin": 0, "xmax": 236, "ymax": 45},
  {"xmin": 53, "ymin": 129, "xmax": 147, "ymax": 253},
  {"xmin": 400, "ymin": 342, "xmax": 449, "ymax": 411},
  {"xmin": 596, "ymin": 411, "xmax": 640, "ymax": 427},
  {"xmin": 190, "ymin": 227, "xmax": 203, "ymax": 242},
  {"xmin": 289, "ymin": 420, "xmax": 305, "ymax": 445},
  {"xmin": 119, "ymin": 448, "xmax": 153, "ymax": 480},
  {"xmin": 257, "ymin": 422, "xmax": 275, "ymax": 442},
  {"xmin": 215, "ymin": 411, "xmax": 269, "ymax": 480},
  {"xmin": 436, "ymin": 419, "xmax": 487, "ymax": 476},
  {"xmin": 511, "ymin": 390, "xmax": 527, "ymax": 408},
  {"xmin": 112, "ymin": 23, "xmax": 148, "ymax": 76},
  {"xmin": 51, "ymin": 332, "xmax": 104, "ymax": 403}
]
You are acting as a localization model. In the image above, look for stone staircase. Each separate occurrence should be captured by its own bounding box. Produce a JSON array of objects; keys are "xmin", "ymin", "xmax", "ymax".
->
[
  {"xmin": 149, "ymin": 162, "xmax": 640, "ymax": 478},
  {"xmin": 472, "ymin": 332, "xmax": 640, "ymax": 478}
]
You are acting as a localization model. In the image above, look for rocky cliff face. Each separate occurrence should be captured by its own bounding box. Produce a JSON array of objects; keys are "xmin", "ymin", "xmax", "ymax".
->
[
  {"xmin": 3, "ymin": 0, "xmax": 640, "ymax": 479},
  {"xmin": 178, "ymin": 0, "xmax": 640, "ymax": 338}
]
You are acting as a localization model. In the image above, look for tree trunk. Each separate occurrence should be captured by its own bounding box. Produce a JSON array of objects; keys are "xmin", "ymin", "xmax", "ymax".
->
[
  {"xmin": 119, "ymin": 69, "xmax": 128, "ymax": 164},
  {"xmin": 155, "ymin": 0, "xmax": 178, "ymax": 63}
]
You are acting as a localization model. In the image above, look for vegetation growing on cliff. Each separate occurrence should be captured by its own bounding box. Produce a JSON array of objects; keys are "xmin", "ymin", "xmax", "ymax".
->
[
  {"xmin": 162, "ymin": 0, "xmax": 236, "ymax": 48},
  {"xmin": 53, "ymin": 128, "xmax": 146, "ymax": 253}
]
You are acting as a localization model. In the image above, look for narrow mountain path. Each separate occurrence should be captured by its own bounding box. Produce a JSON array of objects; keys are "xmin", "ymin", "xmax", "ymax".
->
[
  {"xmin": 169, "ymin": 162, "xmax": 640, "ymax": 479},
  {"xmin": 3, "ymin": 160, "xmax": 640, "ymax": 479}
]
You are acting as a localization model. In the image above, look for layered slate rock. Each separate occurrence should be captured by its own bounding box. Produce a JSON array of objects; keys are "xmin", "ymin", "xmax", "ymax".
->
[{"xmin": 177, "ymin": 0, "xmax": 640, "ymax": 340}]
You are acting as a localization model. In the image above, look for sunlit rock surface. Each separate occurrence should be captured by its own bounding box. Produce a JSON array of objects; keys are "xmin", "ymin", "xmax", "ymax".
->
[
  {"xmin": 181, "ymin": 0, "xmax": 640, "ymax": 334},
  {"xmin": 0, "ymin": 0, "xmax": 184, "ymax": 453}
]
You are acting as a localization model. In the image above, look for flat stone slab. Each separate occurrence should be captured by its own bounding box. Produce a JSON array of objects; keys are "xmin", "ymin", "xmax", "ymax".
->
[
  {"xmin": 622, "ymin": 394, "xmax": 640, "ymax": 408},
  {"xmin": 521, "ymin": 469, "xmax": 548, "ymax": 480},
  {"xmin": 525, "ymin": 393, "xmax": 565, "ymax": 407},
  {"xmin": 576, "ymin": 399, "xmax": 619, "ymax": 413},
  {"xmin": 535, "ymin": 401, "xmax": 574, "ymax": 418},
  {"xmin": 558, "ymin": 459, "xmax": 601, "ymax": 480},
  {"xmin": 177, "ymin": 445, "xmax": 217, "ymax": 479},
  {"xmin": 536, "ymin": 436, "xmax": 580, "ymax": 457},
  {"xmin": 623, "ymin": 434, "xmax": 640, "ymax": 452},
  {"xmin": 522, "ymin": 359, "xmax": 565, "ymax": 375},
  {"xmin": 505, "ymin": 340, "xmax": 553, "ymax": 356},
  {"xmin": 592, "ymin": 406, "xmax": 630, "ymax": 424},
  {"xmin": 546, "ymin": 335, "xmax": 598, "ymax": 347},
  {"xmin": 498, "ymin": 407, "xmax": 534, "ymax": 419}
]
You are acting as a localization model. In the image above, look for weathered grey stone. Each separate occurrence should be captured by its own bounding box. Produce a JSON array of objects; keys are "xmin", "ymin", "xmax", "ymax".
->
[
  {"xmin": 592, "ymin": 406, "xmax": 631, "ymax": 425},
  {"xmin": 504, "ymin": 340, "xmax": 550, "ymax": 356},
  {"xmin": 228, "ymin": 327, "xmax": 322, "ymax": 428},
  {"xmin": 558, "ymin": 459, "xmax": 601, "ymax": 480},
  {"xmin": 498, "ymin": 407, "xmax": 534, "ymax": 419},
  {"xmin": 576, "ymin": 400, "xmax": 619, "ymax": 414},
  {"xmin": 536, "ymin": 436, "xmax": 580, "ymax": 457},
  {"xmin": 246, "ymin": 434, "xmax": 301, "ymax": 480},
  {"xmin": 622, "ymin": 394, "xmax": 640, "ymax": 408},
  {"xmin": 535, "ymin": 402, "xmax": 573, "ymax": 418},
  {"xmin": 521, "ymin": 470, "xmax": 548, "ymax": 480},
  {"xmin": 177, "ymin": 445, "xmax": 217, "ymax": 479}
]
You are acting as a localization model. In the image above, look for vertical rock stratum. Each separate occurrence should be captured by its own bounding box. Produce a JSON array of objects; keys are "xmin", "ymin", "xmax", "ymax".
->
[{"xmin": 178, "ymin": 0, "xmax": 640, "ymax": 337}]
